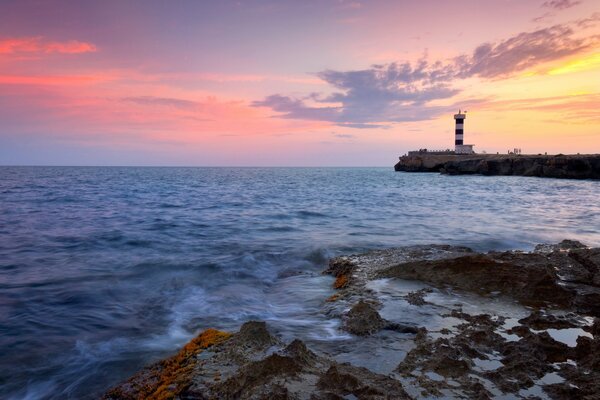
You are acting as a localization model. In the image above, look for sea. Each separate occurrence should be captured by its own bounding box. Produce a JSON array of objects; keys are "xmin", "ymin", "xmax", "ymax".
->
[{"xmin": 1, "ymin": 166, "xmax": 599, "ymax": 399}]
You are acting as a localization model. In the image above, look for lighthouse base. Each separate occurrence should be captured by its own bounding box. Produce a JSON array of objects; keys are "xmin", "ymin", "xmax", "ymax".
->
[{"xmin": 455, "ymin": 144, "xmax": 475, "ymax": 154}]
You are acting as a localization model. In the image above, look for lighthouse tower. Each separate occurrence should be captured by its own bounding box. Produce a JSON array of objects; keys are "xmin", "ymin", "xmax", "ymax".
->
[{"xmin": 454, "ymin": 110, "xmax": 474, "ymax": 154}]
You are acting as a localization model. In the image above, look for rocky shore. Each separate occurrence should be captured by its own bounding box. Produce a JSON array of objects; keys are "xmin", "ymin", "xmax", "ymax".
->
[
  {"xmin": 105, "ymin": 240, "xmax": 600, "ymax": 399},
  {"xmin": 394, "ymin": 154, "xmax": 600, "ymax": 179}
]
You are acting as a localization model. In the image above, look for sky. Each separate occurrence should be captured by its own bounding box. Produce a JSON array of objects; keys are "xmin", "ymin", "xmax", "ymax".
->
[{"xmin": 0, "ymin": 0, "xmax": 599, "ymax": 166}]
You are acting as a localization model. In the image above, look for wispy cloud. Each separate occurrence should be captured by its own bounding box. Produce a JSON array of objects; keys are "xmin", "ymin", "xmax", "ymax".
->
[
  {"xmin": 575, "ymin": 12, "xmax": 600, "ymax": 28},
  {"xmin": 0, "ymin": 74, "xmax": 110, "ymax": 85},
  {"xmin": 534, "ymin": 1, "xmax": 585, "ymax": 23},
  {"xmin": 542, "ymin": 0, "xmax": 581, "ymax": 10},
  {"xmin": 0, "ymin": 37, "xmax": 97, "ymax": 55},
  {"xmin": 454, "ymin": 24, "xmax": 598, "ymax": 78},
  {"xmin": 476, "ymin": 93, "xmax": 600, "ymax": 123},
  {"xmin": 532, "ymin": 12, "xmax": 554, "ymax": 23},
  {"xmin": 121, "ymin": 96, "xmax": 197, "ymax": 109}
]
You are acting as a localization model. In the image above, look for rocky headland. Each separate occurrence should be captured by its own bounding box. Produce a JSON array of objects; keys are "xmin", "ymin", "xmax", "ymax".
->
[
  {"xmin": 394, "ymin": 154, "xmax": 600, "ymax": 179},
  {"xmin": 105, "ymin": 240, "xmax": 600, "ymax": 399}
]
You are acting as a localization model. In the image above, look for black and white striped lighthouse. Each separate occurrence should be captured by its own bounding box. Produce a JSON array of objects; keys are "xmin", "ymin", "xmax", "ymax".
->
[
  {"xmin": 454, "ymin": 110, "xmax": 465, "ymax": 147},
  {"xmin": 454, "ymin": 110, "xmax": 473, "ymax": 154}
]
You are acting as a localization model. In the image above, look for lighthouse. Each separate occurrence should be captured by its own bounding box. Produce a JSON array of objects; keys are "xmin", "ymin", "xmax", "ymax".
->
[{"xmin": 454, "ymin": 110, "xmax": 474, "ymax": 154}]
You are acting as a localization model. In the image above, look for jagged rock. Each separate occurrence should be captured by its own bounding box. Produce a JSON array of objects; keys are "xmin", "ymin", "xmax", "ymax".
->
[
  {"xmin": 545, "ymin": 328, "xmax": 600, "ymax": 399},
  {"xmin": 384, "ymin": 322, "xmax": 420, "ymax": 334},
  {"xmin": 403, "ymin": 289, "xmax": 432, "ymax": 306},
  {"xmin": 376, "ymin": 252, "xmax": 574, "ymax": 308},
  {"xmin": 317, "ymin": 363, "xmax": 409, "ymax": 399},
  {"xmin": 342, "ymin": 301, "xmax": 386, "ymax": 336},
  {"xmin": 534, "ymin": 239, "xmax": 588, "ymax": 254},
  {"xmin": 340, "ymin": 300, "xmax": 420, "ymax": 336},
  {"xmin": 106, "ymin": 321, "xmax": 411, "ymax": 400},
  {"xmin": 518, "ymin": 310, "xmax": 583, "ymax": 330},
  {"xmin": 324, "ymin": 258, "xmax": 356, "ymax": 278},
  {"xmin": 103, "ymin": 328, "xmax": 233, "ymax": 400}
]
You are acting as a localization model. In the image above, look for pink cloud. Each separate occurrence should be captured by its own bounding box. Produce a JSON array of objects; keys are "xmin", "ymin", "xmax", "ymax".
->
[
  {"xmin": 0, "ymin": 74, "xmax": 109, "ymax": 85},
  {"xmin": 0, "ymin": 76, "xmax": 328, "ymax": 147},
  {"xmin": 0, "ymin": 37, "xmax": 97, "ymax": 55},
  {"xmin": 472, "ymin": 93, "xmax": 600, "ymax": 123}
]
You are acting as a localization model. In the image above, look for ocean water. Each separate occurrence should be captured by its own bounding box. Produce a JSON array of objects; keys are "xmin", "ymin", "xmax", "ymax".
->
[{"xmin": 0, "ymin": 166, "xmax": 599, "ymax": 399}]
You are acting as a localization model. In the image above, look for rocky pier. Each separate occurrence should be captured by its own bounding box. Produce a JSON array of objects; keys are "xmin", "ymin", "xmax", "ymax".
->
[{"xmin": 394, "ymin": 154, "xmax": 600, "ymax": 179}]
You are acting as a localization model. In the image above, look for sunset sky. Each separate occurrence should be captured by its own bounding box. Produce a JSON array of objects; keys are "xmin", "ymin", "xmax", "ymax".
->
[{"xmin": 1, "ymin": 0, "xmax": 599, "ymax": 166}]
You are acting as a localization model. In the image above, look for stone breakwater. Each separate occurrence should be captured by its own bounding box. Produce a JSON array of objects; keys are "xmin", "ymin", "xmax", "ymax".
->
[
  {"xmin": 105, "ymin": 240, "xmax": 600, "ymax": 399},
  {"xmin": 394, "ymin": 154, "xmax": 600, "ymax": 179}
]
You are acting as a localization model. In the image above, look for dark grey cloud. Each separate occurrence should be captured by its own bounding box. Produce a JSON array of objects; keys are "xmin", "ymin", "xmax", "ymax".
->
[
  {"xmin": 253, "ymin": 94, "xmax": 339, "ymax": 121},
  {"xmin": 121, "ymin": 96, "xmax": 196, "ymax": 109},
  {"xmin": 532, "ymin": 12, "xmax": 553, "ymax": 23},
  {"xmin": 253, "ymin": 16, "xmax": 599, "ymax": 129},
  {"xmin": 252, "ymin": 62, "xmax": 458, "ymax": 128},
  {"xmin": 337, "ymin": 122, "xmax": 390, "ymax": 129},
  {"xmin": 542, "ymin": 0, "xmax": 581, "ymax": 10}
]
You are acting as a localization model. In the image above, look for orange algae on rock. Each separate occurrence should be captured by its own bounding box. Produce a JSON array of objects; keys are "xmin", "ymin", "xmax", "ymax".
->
[
  {"xmin": 104, "ymin": 328, "xmax": 232, "ymax": 400},
  {"xmin": 333, "ymin": 274, "xmax": 349, "ymax": 289},
  {"xmin": 326, "ymin": 293, "xmax": 340, "ymax": 302}
]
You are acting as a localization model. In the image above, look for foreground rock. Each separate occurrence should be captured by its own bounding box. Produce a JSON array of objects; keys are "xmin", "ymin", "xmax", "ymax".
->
[
  {"xmin": 394, "ymin": 153, "xmax": 600, "ymax": 179},
  {"xmin": 105, "ymin": 321, "xmax": 411, "ymax": 400},
  {"xmin": 342, "ymin": 300, "xmax": 419, "ymax": 336},
  {"xmin": 107, "ymin": 240, "xmax": 600, "ymax": 399}
]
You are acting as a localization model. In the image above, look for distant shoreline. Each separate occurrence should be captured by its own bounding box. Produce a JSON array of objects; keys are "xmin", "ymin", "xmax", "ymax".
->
[{"xmin": 394, "ymin": 153, "xmax": 600, "ymax": 179}]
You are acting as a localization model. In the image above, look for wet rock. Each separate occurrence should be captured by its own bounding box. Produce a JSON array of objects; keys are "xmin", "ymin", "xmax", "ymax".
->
[
  {"xmin": 229, "ymin": 320, "xmax": 279, "ymax": 350},
  {"xmin": 365, "ymin": 244, "xmax": 600, "ymax": 317},
  {"xmin": 104, "ymin": 328, "xmax": 233, "ymax": 400},
  {"xmin": 277, "ymin": 268, "xmax": 306, "ymax": 279},
  {"xmin": 568, "ymin": 247, "xmax": 600, "ymax": 285},
  {"xmin": 333, "ymin": 274, "xmax": 349, "ymax": 289},
  {"xmin": 384, "ymin": 322, "xmax": 420, "ymax": 334},
  {"xmin": 586, "ymin": 318, "xmax": 600, "ymax": 335},
  {"xmin": 518, "ymin": 310, "xmax": 583, "ymax": 330},
  {"xmin": 282, "ymin": 339, "xmax": 318, "ymax": 366},
  {"xmin": 342, "ymin": 301, "xmax": 386, "ymax": 336},
  {"xmin": 429, "ymin": 344, "xmax": 471, "ymax": 378},
  {"xmin": 325, "ymin": 258, "xmax": 355, "ymax": 290},
  {"xmin": 324, "ymin": 245, "xmax": 474, "ymax": 315},
  {"xmin": 324, "ymin": 257, "xmax": 356, "ymax": 279},
  {"xmin": 377, "ymin": 252, "xmax": 574, "ymax": 308},
  {"xmin": 396, "ymin": 310, "xmax": 583, "ymax": 397},
  {"xmin": 538, "ymin": 330, "xmax": 600, "ymax": 399},
  {"xmin": 403, "ymin": 289, "xmax": 432, "ymax": 306},
  {"xmin": 534, "ymin": 239, "xmax": 588, "ymax": 254},
  {"xmin": 545, "ymin": 377, "xmax": 600, "ymax": 400},
  {"xmin": 573, "ymin": 334, "xmax": 600, "ymax": 371},
  {"xmin": 325, "ymin": 293, "xmax": 341, "ymax": 302},
  {"xmin": 211, "ymin": 353, "xmax": 304, "ymax": 398},
  {"xmin": 106, "ymin": 321, "xmax": 412, "ymax": 400},
  {"xmin": 317, "ymin": 363, "xmax": 410, "ymax": 399},
  {"xmin": 396, "ymin": 313, "xmax": 500, "ymax": 398},
  {"xmin": 482, "ymin": 325, "xmax": 579, "ymax": 393}
]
